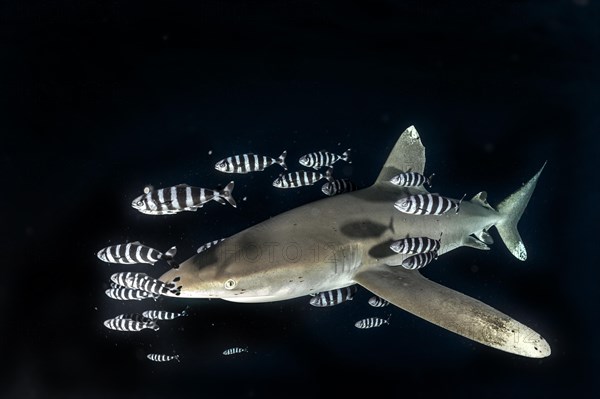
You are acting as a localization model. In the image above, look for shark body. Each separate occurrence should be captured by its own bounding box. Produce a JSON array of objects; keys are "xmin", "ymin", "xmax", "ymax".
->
[{"xmin": 160, "ymin": 126, "xmax": 550, "ymax": 358}]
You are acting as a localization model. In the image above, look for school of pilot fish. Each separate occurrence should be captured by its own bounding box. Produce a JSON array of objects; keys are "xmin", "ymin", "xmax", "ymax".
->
[{"xmin": 96, "ymin": 142, "xmax": 465, "ymax": 363}]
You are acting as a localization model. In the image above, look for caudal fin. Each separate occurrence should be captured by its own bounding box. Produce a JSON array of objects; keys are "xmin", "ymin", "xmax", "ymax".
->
[
  {"xmin": 277, "ymin": 150, "xmax": 288, "ymax": 170},
  {"xmin": 217, "ymin": 181, "xmax": 237, "ymax": 208},
  {"xmin": 495, "ymin": 162, "xmax": 546, "ymax": 261},
  {"xmin": 161, "ymin": 246, "xmax": 179, "ymax": 269},
  {"xmin": 342, "ymin": 148, "xmax": 352, "ymax": 164}
]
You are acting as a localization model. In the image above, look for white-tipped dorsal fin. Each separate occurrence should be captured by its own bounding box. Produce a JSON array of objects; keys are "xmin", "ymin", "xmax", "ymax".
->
[{"xmin": 375, "ymin": 125, "xmax": 426, "ymax": 186}]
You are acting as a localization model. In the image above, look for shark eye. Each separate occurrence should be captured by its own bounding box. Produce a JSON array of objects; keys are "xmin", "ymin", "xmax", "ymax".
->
[{"xmin": 224, "ymin": 279, "xmax": 237, "ymax": 290}]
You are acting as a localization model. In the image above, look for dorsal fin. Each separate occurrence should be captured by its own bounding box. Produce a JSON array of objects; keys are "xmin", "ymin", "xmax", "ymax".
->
[
  {"xmin": 471, "ymin": 191, "xmax": 495, "ymax": 211},
  {"xmin": 375, "ymin": 125, "xmax": 426, "ymax": 186}
]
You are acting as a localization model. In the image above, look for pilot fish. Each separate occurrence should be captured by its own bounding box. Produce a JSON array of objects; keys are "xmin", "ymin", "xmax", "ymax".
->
[
  {"xmin": 389, "ymin": 171, "xmax": 434, "ymax": 187},
  {"xmin": 309, "ymin": 286, "xmax": 358, "ymax": 307},
  {"xmin": 131, "ymin": 181, "xmax": 236, "ymax": 215},
  {"xmin": 142, "ymin": 307, "xmax": 189, "ymax": 320},
  {"xmin": 215, "ymin": 151, "xmax": 287, "ymax": 173},
  {"xmin": 298, "ymin": 149, "xmax": 351, "ymax": 169},
  {"xmin": 103, "ymin": 317, "xmax": 159, "ymax": 332},
  {"xmin": 321, "ymin": 178, "xmax": 358, "ymax": 196},
  {"xmin": 104, "ymin": 287, "xmax": 159, "ymax": 301},
  {"xmin": 147, "ymin": 353, "xmax": 180, "ymax": 362},
  {"xmin": 196, "ymin": 238, "xmax": 226, "ymax": 253},
  {"xmin": 354, "ymin": 316, "xmax": 391, "ymax": 329},
  {"xmin": 110, "ymin": 272, "xmax": 181, "ymax": 296},
  {"xmin": 401, "ymin": 251, "xmax": 438, "ymax": 270},
  {"xmin": 223, "ymin": 347, "xmax": 248, "ymax": 356},
  {"xmin": 394, "ymin": 193, "xmax": 462, "ymax": 215},
  {"xmin": 367, "ymin": 296, "xmax": 390, "ymax": 307},
  {"xmin": 272, "ymin": 168, "xmax": 333, "ymax": 188},
  {"xmin": 389, "ymin": 236, "xmax": 441, "ymax": 255},
  {"xmin": 96, "ymin": 242, "xmax": 177, "ymax": 268}
]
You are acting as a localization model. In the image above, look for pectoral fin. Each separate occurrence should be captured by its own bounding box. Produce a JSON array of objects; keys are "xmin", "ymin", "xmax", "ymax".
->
[{"xmin": 353, "ymin": 264, "xmax": 550, "ymax": 358}]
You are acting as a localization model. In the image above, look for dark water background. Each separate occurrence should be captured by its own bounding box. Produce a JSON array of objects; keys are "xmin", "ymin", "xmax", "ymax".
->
[{"xmin": 2, "ymin": 1, "xmax": 599, "ymax": 397}]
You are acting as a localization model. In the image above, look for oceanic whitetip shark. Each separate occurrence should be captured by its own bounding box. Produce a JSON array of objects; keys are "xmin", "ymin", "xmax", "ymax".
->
[{"xmin": 160, "ymin": 125, "xmax": 550, "ymax": 358}]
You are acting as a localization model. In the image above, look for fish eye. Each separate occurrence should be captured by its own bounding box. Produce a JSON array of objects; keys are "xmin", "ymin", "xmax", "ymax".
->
[
  {"xmin": 136, "ymin": 200, "xmax": 144, "ymax": 207},
  {"xmin": 224, "ymin": 279, "xmax": 237, "ymax": 290}
]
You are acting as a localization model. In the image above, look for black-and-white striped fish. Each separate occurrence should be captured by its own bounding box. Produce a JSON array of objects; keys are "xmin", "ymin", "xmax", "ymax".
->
[
  {"xmin": 367, "ymin": 296, "xmax": 390, "ymax": 308},
  {"xmin": 142, "ymin": 307, "xmax": 189, "ymax": 320},
  {"xmin": 394, "ymin": 193, "xmax": 463, "ymax": 215},
  {"xmin": 103, "ymin": 317, "xmax": 159, "ymax": 332},
  {"xmin": 309, "ymin": 286, "xmax": 358, "ymax": 307},
  {"xmin": 298, "ymin": 149, "xmax": 351, "ymax": 169},
  {"xmin": 215, "ymin": 151, "xmax": 287, "ymax": 174},
  {"xmin": 131, "ymin": 181, "xmax": 236, "ymax": 215},
  {"xmin": 321, "ymin": 178, "xmax": 358, "ymax": 196},
  {"xmin": 401, "ymin": 251, "xmax": 438, "ymax": 270},
  {"xmin": 272, "ymin": 168, "xmax": 333, "ymax": 188},
  {"xmin": 389, "ymin": 171, "xmax": 434, "ymax": 187},
  {"xmin": 222, "ymin": 347, "xmax": 248, "ymax": 356},
  {"xmin": 114, "ymin": 313, "xmax": 153, "ymax": 323},
  {"xmin": 96, "ymin": 242, "xmax": 177, "ymax": 268},
  {"xmin": 104, "ymin": 287, "xmax": 159, "ymax": 301},
  {"xmin": 147, "ymin": 353, "xmax": 180, "ymax": 362},
  {"xmin": 390, "ymin": 236, "xmax": 441, "ymax": 255},
  {"xmin": 110, "ymin": 272, "xmax": 181, "ymax": 296},
  {"xmin": 354, "ymin": 316, "xmax": 391, "ymax": 329},
  {"xmin": 196, "ymin": 238, "xmax": 226, "ymax": 253}
]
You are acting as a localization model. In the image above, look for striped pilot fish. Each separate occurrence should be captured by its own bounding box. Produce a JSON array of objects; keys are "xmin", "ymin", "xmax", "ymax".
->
[
  {"xmin": 114, "ymin": 313, "xmax": 153, "ymax": 323},
  {"xmin": 389, "ymin": 171, "xmax": 434, "ymax": 187},
  {"xmin": 142, "ymin": 307, "xmax": 189, "ymax": 321},
  {"xmin": 394, "ymin": 193, "xmax": 463, "ymax": 216},
  {"xmin": 354, "ymin": 316, "xmax": 391, "ymax": 329},
  {"xmin": 223, "ymin": 347, "xmax": 248, "ymax": 356},
  {"xmin": 196, "ymin": 238, "xmax": 226, "ymax": 253},
  {"xmin": 401, "ymin": 251, "xmax": 438, "ymax": 270},
  {"xmin": 389, "ymin": 236, "xmax": 441, "ymax": 255},
  {"xmin": 321, "ymin": 178, "xmax": 358, "ymax": 196},
  {"xmin": 215, "ymin": 151, "xmax": 287, "ymax": 174},
  {"xmin": 110, "ymin": 272, "xmax": 182, "ymax": 296},
  {"xmin": 298, "ymin": 148, "xmax": 351, "ymax": 169},
  {"xmin": 272, "ymin": 168, "xmax": 333, "ymax": 189},
  {"xmin": 131, "ymin": 181, "xmax": 236, "ymax": 216},
  {"xmin": 103, "ymin": 317, "xmax": 159, "ymax": 332},
  {"xmin": 96, "ymin": 241, "xmax": 177, "ymax": 268},
  {"xmin": 309, "ymin": 285, "xmax": 358, "ymax": 307},
  {"xmin": 105, "ymin": 287, "xmax": 159, "ymax": 301},
  {"xmin": 147, "ymin": 353, "xmax": 180, "ymax": 362},
  {"xmin": 367, "ymin": 296, "xmax": 390, "ymax": 308}
]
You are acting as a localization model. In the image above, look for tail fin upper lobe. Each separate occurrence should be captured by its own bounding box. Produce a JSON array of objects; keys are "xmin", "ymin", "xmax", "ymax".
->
[{"xmin": 495, "ymin": 162, "xmax": 546, "ymax": 261}]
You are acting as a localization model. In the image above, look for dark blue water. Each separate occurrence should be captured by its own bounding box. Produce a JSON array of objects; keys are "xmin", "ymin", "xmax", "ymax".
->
[{"xmin": 3, "ymin": 1, "xmax": 599, "ymax": 397}]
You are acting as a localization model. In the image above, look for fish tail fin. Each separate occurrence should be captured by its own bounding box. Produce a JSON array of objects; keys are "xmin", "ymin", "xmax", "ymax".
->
[
  {"xmin": 342, "ymin": 148, "xmax": 352, "ymax": 163},
  {"xmin": 217, "ymin": 181, "xmax": 237, "ymax": 208},
  {"xmin": 277, "ymin": 150, "xmax": 288, "ymax": 170},
  {"xmin": 325, "ymin": 167, "xmax": 334, "ymax": 182},
  {"xmin": 495, "ymin": 162, "xmax": 546, "ymax": 261},
  {"xmin": 175, "ymin": 354, "xmax": 180, "ymax": 362},
  {"xmin": 181, "ymin": 305, "xmax": 190, "ymax": 316},
  {"xmin": 161, "ymin": 246, "xmax": 178, "ymax": 268},
  {"xmin": 427, "ymin": 172, "xmax": 435, "ymax": 187},
  {"xmin": 162, "ymin": 246, "xmax": 177, "ymax": 260},
  {"xmin": 151, "ymin": 321, "xmax": 160, "ymax": 331}
]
